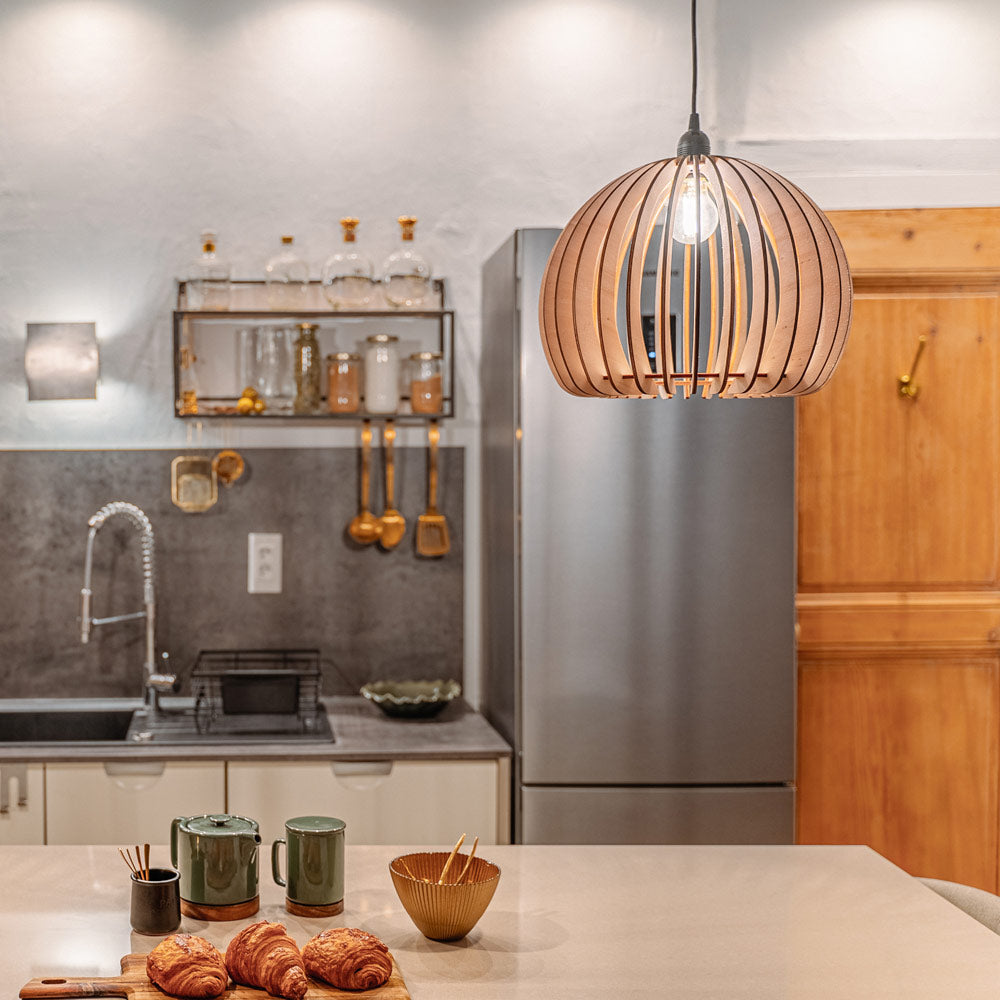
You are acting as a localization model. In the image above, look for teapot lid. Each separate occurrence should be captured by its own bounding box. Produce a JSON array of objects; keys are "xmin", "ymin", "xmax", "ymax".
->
[{"xmin": 180, "ymin": 813, "xmax": 259, "ymax": 835}]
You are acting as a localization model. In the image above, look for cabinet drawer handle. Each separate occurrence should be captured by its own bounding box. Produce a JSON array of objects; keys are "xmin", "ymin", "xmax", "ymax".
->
[
  {"xmin": 0, "ymin": 764, "xmax": 28, "ymax": 813},
  {"xmin": 331, "ymin": 761, "xmax": 392, "ymax": 791},
  {"xmin": 331, "ymin": 761, "xmax": 393, "ymax": 777},
  {"xmin": 103, "ymin": 761, "xmax": 165, "ymax": 791}
]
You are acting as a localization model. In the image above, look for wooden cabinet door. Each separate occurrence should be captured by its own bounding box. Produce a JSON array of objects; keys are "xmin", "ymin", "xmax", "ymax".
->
[
  {"xmin": 799, "ymin": 273, "xmax": 1000, "ymax": 591},
  {"xmin": 796, "ymin": 208, "xmax": 1000, "ymax": 891},
  {"xmin": 798, "ymin": 655, "xmax": 999, "ymax": 890}
]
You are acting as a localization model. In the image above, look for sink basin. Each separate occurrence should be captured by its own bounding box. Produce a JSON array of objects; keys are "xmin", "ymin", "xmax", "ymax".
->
[
  {"xmin": 0, "ymin": 700, "xmax": 138, "ymax": 743},
  {"xmin": 0, "ymin": 698, "xmax": 334, "ymax": 746}
]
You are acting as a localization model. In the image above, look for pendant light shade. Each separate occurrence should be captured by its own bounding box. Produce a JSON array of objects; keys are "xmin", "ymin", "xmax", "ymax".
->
[
  {"xmin": 539, "ymin": 1, "xmax": 852, "ymax": 400},
  {"xmin": 539, "ymin": 153, "xmax": 852, "ymax": 399}
]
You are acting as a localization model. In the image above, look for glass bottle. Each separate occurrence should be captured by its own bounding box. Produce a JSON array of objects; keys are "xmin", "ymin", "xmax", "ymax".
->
[
  {"xmin": 177, "ymin": 337, "xmax": 199, "ymax": 415},
  {"xmin": 264, "ymin": 235, "xmax": 309, "ymax": 309},
  {"xmin": 326, "ymin": 352, "xmax": 362, "ymax": 413},
  {"xmin": 408, "ymin": 351, "xmax": 444, "ymax": 414},
  {"xmin": 293, "ymin": 323, "xmax": 322, "ymax": 413},
  {"xmin": 364, "ymin": 334, "xmax": 400, "ymax": 414},
  {"xmin": 187, "ymin": 230, "xmax": 232, "ymax": 310},
  {"xmin": 322, "ymin": 218, "xmax": 374, "ymax": 310},
  {"xmin": 382, "ymin": 215, "xmax": 431, "ymax": 308}
]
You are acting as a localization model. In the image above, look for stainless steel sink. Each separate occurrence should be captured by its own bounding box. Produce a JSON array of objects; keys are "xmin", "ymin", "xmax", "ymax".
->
[
  {"xmin": 126, "ymin": 706, "xmax": 335, "ymax": 744},
  {"xmin": 0, "ymin": 698, "xmax": 334, "ymax": 746},
  {"xmin": 0, "ymin": 699, "xmax": 140, "ymax": 744}
]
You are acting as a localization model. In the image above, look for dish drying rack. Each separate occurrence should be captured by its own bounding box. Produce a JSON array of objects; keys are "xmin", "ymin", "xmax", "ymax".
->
[{"xmin": 191, "ymin": 649, "xmax": 329, "ymax": 737}]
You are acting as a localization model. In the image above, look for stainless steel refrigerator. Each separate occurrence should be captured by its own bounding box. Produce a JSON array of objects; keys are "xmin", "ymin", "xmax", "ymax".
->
[{"xmin": 481, "ymin": 228, "xmax": 795, "ymax": 845}]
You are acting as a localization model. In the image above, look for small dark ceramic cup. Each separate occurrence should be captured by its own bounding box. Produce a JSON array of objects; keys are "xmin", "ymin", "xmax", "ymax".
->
[{"xmin": 130, "ymin": 867, "xmax": 181, "ymax": 935}]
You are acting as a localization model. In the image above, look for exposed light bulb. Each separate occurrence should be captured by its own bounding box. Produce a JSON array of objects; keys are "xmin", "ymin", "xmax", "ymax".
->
[{"xmin": 672, "ymin": 170, "xmax": 720, "ymax": 245}]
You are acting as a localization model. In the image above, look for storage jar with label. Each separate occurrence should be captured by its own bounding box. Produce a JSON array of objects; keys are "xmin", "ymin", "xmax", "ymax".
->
[
  {"xmin": 327, "ymin": 352, "xmax": 362, "ymax": 413},
  {"xmin": 408, "ymin": 351, "xmax": 444, "ymax": 414},
  {"xmin": 364, "ymin": 334, "xmax": 400, "ymax": 414}
]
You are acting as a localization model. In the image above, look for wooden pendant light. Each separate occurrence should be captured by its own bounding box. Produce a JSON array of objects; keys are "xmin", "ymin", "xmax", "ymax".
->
[{"xmin": 538, "ymin": 5, "xmax": 852, "ymax": 400}]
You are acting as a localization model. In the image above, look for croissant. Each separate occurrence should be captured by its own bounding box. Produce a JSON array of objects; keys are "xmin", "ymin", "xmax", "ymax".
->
[
  {"xmin": 302, "ymin": 927, "xmax": 392, "ymax": 991},
  {"xmin": 145, "ymin": 933, "xmax": 228, "ymax": 998},
  {"xmin": 224, "ymin": 920, "xmax": 308, "ymax": 1000}
]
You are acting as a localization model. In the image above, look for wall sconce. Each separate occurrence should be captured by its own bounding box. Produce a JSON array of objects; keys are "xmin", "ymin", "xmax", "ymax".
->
[{"xmin": 24, "ymin": 322, "xmax": 100, "ymax": 400}]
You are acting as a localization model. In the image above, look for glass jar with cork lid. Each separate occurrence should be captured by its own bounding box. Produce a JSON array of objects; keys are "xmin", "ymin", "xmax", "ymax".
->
[
  {"xmin": 326, "ymin": 352, "xmax": 362, "ymax": 413},
  {"xmin": 408, "ymin": 351, "xmax": 443, "ymax": 415},
  {"xmin": 364, "ymin": 334, "xmax": 400, "ymax": 414}
]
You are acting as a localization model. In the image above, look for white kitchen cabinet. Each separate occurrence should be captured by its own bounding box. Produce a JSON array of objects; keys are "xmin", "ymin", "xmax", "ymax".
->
[
  {"xmin": 0, "ymin": 764, "xmax": 44, "ymax": 844},
  {"xmin": 45, "ymin": 762, "xmax": 225, "ymax": 845},
  {"xmin": 227, "ymin": 759, "xmax": 510, "ymax": 847}
]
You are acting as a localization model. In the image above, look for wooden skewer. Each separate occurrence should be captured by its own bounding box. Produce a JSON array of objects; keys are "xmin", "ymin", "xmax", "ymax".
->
[
  {"xmin": 119, "ymin": 848, "xmax": 138, "ymax": 876},
  {"xmin": 455, "ymin": 836, "xmax": 479, "ymax": 884},
  {"xmin": 134, "ymin": 845, "xmax": 145, "ymax": 881},
  {"xmin": 144, "ymin": 844, "xmax": 151, "ymax": 881},
  {"xmin": 438, "ymin": 833, "xmax": 465, "ymax": 884}
]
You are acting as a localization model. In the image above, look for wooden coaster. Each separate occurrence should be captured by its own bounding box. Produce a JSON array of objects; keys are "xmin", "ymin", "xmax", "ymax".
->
[
  {"xmin": 180, "ymin": 896, "xmax": 259, "ymax": 921},
  {"xmin": 285, "ymin": 898, "xmax": 344, "ymax": 917}
]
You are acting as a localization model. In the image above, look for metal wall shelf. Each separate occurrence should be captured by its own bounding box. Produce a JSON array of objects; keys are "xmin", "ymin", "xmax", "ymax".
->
[{"xmin": 172, "ymin": 279, "xmax": 455, "ymax": 422}]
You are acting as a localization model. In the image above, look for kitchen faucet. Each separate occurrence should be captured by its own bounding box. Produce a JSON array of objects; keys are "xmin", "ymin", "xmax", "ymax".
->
[{"xmin": 79, "ymin": 500, "xmax": 177, "ymax": 711}]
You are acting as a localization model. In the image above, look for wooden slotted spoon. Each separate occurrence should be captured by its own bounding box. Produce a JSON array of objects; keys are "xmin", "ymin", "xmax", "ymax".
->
[
  {"xmin": 347, "ymin": 421, "xmax": 382, "ymax": 546},
  {"xmin": 415, "ymin": 421, "xmax": 450, "ymax": 558},
  {"xmin": 378, "ymin": 420, "xmax": 406, "ymax": 550}
]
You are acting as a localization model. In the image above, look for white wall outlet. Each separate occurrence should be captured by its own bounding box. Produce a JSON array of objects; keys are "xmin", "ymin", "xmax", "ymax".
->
[{"xmin": 248, "ymin": 532, "xmax": 282, "ymax": 594}]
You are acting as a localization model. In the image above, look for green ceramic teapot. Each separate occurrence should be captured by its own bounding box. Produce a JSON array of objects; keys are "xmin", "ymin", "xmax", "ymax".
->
[{"xmin": 170, "ymin": 813, "xmax": 261, "ymax": 908}]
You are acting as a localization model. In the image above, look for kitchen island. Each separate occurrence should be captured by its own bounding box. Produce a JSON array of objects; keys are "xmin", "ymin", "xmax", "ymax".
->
[{"xmin": 4, "ymin": 844, "xmax": 1000, "ymax": 998}]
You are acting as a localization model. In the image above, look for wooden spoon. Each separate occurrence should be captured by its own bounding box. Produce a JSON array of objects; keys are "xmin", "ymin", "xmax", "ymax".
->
[
  {"xmin": 378, "ymin": 420, "xmax": 406, "ymax": 550},
  {"xmin": 348, "ymin": 421, "xmax": 382, "ymax": 546}
]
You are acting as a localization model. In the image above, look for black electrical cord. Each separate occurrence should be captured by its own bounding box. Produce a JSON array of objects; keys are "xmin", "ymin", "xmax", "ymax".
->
[{"xmin": 690, "ymin": 0, "xmax": 698, "ymax": 116}]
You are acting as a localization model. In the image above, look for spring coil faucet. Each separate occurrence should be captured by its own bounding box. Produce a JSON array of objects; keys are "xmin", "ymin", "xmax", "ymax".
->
[{"xmin": 80, "ymin": 501, "xmax": 176, "ymax": 709}]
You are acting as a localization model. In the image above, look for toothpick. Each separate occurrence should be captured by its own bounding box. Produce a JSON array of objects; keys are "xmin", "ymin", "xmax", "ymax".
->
[
  {"xmin": 438, "ymin": 833, "xmax": 465, "ymax": 884},
  {"xmin": 455, "ymin": 836, "xmax": 479, "ymax": 884}
]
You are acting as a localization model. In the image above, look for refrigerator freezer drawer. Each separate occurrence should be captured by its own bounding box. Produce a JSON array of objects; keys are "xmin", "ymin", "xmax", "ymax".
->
[{"xmin": 521, "ymin": 785, "xmax": 793, "ymax": 845}]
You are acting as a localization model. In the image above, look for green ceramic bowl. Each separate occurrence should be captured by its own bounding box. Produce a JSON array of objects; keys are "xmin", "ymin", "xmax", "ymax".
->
[{"xmin": 360, "ymin": 679, "xmax": 461, "ymax": 718}]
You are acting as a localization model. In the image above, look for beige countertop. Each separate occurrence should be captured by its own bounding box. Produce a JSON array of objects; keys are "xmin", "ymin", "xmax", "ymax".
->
[
  {"xmin": 0, "ymin": 697, "xmax": 510, "ymax": 763},
  {"xmin": 5, "ymin": 844, "xmax": 1000, "ymax": 998}
]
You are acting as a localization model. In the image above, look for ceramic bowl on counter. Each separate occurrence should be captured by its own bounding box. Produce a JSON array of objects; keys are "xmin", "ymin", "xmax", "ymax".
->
[
  {"xmin": 360, "ymin": 679, "xmax": 460, "ymax": 718},
  {"xmin": 389, "ymin": 850, "xmax": 500, "ymax": 940}
]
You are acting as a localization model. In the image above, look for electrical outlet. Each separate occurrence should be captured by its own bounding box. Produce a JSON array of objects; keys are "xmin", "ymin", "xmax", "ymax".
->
[{"xmin": 248, "ymin": 532, "xmax": 282, "ymax": 594}]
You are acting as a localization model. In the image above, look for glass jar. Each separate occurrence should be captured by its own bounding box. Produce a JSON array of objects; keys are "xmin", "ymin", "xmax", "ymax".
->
[
  {"xmin": 264, "ymin": 235, "xmax": 310, "ymax": 309},
  {"xmin": 364, "ymin": 334, "xmax": 400, "ymax": 414},
  {"xmin": 408, "ymin": 351, "xmax": 444, "ymax": 414},
  {"xmin": 322, "ymin": 217, "xmax": 374, "ymax": 310},
  {"xmin": 293, "ymin": 323, "xmax": 322, "ymax": 414},
  {"xmin": 382, "ymin": 215, "xmax": 431, "ymax": 308},
  {"xmin": 187, "ymin": 230, "xmax": 231, "ymax": 310},
  {"xmin": 326, "ymin": 352, "xmax": 362, "ymax": 413}
]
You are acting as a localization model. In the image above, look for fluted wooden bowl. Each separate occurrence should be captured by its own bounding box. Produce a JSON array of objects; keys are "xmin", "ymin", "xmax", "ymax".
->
[{"xmin": 389, "ymin": 851, "xmax": 500, "ymax": 940}]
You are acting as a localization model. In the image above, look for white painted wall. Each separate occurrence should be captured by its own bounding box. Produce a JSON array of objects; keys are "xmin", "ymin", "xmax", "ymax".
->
[{"xmin": 1, "ymin": 0, "xmax": 998, "ymax": 704}]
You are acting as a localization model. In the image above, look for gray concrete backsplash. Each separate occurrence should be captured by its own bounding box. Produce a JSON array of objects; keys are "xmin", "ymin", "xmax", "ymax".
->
[{"xmin": 0, "ymin": 447, "xmax": 464, "ymax": 699}]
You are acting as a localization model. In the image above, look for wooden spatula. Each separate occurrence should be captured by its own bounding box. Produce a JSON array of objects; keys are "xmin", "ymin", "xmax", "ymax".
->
[{"xmin": 415, "ymin": 422, "xmax": 449, "ymax": 558}]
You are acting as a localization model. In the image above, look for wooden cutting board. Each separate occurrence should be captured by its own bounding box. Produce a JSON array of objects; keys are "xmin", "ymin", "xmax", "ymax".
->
[{"xmin": 20, "ymin": 953, "xmax": 410, "ymax": 1000}]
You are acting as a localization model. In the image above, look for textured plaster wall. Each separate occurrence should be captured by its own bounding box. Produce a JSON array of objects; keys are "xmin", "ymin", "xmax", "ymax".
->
[{"xmin": 1, "ymin": 0, "xmax": 999, "ymax": 704}]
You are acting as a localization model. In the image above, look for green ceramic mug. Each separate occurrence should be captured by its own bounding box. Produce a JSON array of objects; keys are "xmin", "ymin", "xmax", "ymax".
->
[{"xmin": 272, "ymin": 816, "xmax": 346, "ymax": 916}]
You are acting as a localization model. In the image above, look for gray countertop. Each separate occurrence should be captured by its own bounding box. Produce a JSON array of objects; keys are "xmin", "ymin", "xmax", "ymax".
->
[{"xmin": 0, "ymin": 696, "xmax": 511, "ymax": 763}]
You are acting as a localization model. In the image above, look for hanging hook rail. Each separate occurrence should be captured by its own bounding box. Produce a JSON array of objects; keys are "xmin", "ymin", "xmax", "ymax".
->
[{"xmin": 898, "ymin": 335, "xmax": 928, "ymax": 399}]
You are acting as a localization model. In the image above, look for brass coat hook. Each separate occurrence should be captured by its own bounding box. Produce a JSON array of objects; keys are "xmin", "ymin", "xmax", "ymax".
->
[{"xmin": 898, "ymin": 335, "xmax": 928, "ymax": 400}]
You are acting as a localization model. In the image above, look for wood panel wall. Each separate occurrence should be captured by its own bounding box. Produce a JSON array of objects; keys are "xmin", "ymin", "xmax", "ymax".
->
[{"xmin": 796, "ymin": 208, "xmax": 1000, "ymax": 891}]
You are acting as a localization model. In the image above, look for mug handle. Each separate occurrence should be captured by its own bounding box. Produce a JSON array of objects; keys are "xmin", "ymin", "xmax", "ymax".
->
[{"xmin": 272, "ymin": 838, "xmax": 286, "ymax": 887}]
